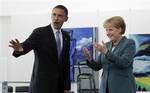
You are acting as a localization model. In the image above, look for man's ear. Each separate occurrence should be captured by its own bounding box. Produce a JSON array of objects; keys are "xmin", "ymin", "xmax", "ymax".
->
[{"xmin": 65, "ymin": 17, "xmax": 68, "ymax": 22}]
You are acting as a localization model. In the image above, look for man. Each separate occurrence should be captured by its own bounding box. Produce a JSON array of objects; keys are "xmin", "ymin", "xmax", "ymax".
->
[{"xmin": 9, "ymin": 5, "xmax": 71, "ymax": 93}]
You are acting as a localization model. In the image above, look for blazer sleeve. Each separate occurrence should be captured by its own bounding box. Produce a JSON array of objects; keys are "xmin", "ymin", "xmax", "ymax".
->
[{"xmin": 87, "ymin": 53, "xmax": 103, "ymax": 71}]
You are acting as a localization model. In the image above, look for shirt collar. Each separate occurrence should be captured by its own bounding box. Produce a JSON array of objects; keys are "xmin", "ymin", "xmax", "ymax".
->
[{"xmin": 51, "ymin": 24, "xmax": 62, "ymax": 34}]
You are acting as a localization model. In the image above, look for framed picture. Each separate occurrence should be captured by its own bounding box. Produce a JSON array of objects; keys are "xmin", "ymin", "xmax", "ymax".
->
[
  {"xmin": 63, "ymin": 27, "xmax": 98, "ymax": 82},
  {"xmin": 129, "ymin": 34, "xmax": 150, "ymax": 91}
]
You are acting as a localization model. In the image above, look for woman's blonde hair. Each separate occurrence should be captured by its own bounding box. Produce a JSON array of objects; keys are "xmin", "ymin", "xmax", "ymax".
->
[{"xmin": 103, "ymin": 16, "xmax": 126, "ymax": 34}]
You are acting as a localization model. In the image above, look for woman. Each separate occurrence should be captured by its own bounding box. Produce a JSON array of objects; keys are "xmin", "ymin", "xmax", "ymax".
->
[{"xmin": 83, "ymin": 16, "xmax": 136, "ymax": 93}]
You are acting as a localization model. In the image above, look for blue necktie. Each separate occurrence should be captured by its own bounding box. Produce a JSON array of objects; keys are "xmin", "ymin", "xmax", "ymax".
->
[{"xmin": 56, "ymin": 31, "xmax": 61, "ymax": 59}]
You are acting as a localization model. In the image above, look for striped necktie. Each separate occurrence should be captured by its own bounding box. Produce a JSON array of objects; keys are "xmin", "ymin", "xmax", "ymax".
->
[{"xmin": 56, "ymin": 31, "xmax": 61, "ymax": 59}]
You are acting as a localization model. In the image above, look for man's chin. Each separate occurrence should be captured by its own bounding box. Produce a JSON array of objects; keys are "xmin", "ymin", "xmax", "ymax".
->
[
  {"xmin": 52, "ymin": 24, "xmax": 58, "ymax": 28},
  {"xmin": 53, "ymin": 26, "xmax": 60, "ymax": 30}
]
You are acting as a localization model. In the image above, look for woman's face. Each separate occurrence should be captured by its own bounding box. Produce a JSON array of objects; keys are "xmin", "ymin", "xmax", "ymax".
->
[{"xmin": 105, "ymin": 25, "xmax": 122, "ymax": 42}]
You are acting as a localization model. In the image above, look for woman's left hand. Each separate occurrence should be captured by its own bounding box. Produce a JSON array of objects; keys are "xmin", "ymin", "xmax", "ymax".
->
[{"xmin": 93, "ymin": 41, "xmax": 108, "ymax": 54}]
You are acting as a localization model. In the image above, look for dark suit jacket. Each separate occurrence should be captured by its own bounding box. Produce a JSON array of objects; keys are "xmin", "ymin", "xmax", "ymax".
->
[
  {"xmin": 13, "ymin": 24, "xmax": 71, "ymax": 93},
  {"xmin": 87, "ymin": 36, "xmax": 136, "ymax": 93}
]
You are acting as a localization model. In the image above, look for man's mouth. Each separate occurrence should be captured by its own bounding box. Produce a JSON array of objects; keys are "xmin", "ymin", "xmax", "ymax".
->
[{"xmin": 54, "ymin": 22, "xmax": 59, "ymax": 24}]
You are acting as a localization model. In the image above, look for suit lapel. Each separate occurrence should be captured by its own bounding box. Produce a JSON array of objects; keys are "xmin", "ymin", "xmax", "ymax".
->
[
  {"xmin": 112, "ymin": 36, "xmax": 126, "ymax": 52},
  {"xmin": 60, "ymin": 31, "xmax": 68, "ymax": 58},
  {"xmin": 47, "ymin": 25, "xmax": 59, "ymax": 59}
]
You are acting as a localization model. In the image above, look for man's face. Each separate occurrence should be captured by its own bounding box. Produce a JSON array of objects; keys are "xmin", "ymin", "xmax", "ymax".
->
[{"xmin": 51, "ymin": 8, "xmax": 68, "ymax": 30}]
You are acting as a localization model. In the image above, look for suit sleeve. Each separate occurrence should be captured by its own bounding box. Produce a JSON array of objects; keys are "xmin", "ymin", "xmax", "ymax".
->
[
  {"xmin": 13, "ymin": 28, "xmax": 40, "ymax": 57},
  {"xmin": 63, "ymin": 33, "xmax": 71, "ymax": 90}
]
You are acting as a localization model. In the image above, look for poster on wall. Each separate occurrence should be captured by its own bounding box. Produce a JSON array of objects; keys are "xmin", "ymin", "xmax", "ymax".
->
[
  {"xmin": 63, "ymin": 27, "xmax": 98, "ymax": 82},
  {"xmin": 129, "ymin": 34, "xmax": 150, "ymax": 92}
]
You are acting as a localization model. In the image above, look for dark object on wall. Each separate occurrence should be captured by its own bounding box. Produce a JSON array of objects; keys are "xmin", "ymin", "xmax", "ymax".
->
[
  {"xmin": 15, "ymin": 86, "xmax": 29, "ymax": 92},
  {"xmin": 8, "ymin": 86, "xmax": 13, "ymax": 92}
]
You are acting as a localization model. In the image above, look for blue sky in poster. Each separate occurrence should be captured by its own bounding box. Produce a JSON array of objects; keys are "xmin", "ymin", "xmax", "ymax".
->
[
  {"xmin": 63, "ymin": 27, "xmax": 93, "ymax": 41},
  {"xmin": 129, "ymin": 34, "xmax": 150, "ymax": 76},
  {"xmin": 129, "ymin": 34, "xmax": 150, "ymax": 53},
  {"xmin": 129, "ymin": 34, "xmax": 150, "ymax": 92},
  {"xmin": 63, "ymin": 27, "xmax": 94, "ymax": 64},
  {"xmin": 63, "ymin": 27, "xmax": 94, "ymax": 82}
]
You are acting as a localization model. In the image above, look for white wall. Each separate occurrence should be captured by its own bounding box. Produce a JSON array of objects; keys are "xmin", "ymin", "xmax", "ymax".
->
[
  {"xmin": 0, "ymin": 0, "xmax": 2, "ymax": 15},
  {"xmin": 0, "ymin": 16, "xmax": 11, "ymax": 81},
  {"xmin": 0, "ymin": 16, "xmax": 10, "ymax": 92},
  {"xmin": 130, "ymin": 9, "xmax": 150, "ymax": 34},
  {"xmin": 1, "ymin": 0, "xmax": 150, "ymax": 16},
  {"xmin": 1, "ymin": 0, "xmax": 150, "ymax": 93},
  {"xmin": 9, "ymin": 14, "xmax": 50, "ymax": 81}
]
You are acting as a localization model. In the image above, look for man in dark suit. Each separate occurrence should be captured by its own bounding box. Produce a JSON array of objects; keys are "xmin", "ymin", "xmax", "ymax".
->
[{"xmin": 9, "ymin": 5, "xmax": 71, "ymax": 93}]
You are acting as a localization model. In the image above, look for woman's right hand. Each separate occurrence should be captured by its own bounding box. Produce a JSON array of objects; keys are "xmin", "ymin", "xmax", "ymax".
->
[
  {"xmin": 9, "ymin": 39, "xmax": 23, "ymax": 52},
  {"xmin": 82, "ymin": 47, "xmax": 92, "ymax": 61}
]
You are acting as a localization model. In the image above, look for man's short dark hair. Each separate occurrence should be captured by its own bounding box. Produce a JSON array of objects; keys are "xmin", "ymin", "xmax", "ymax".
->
[{"xmin": 53, "ymin": 5, "xmax": 68, "ymax": 17}]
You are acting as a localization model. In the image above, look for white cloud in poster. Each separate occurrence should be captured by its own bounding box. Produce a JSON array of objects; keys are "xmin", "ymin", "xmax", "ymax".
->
[{"xmin": 76, "ymin": 37, "xmax": 92, "ymax": 50}]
